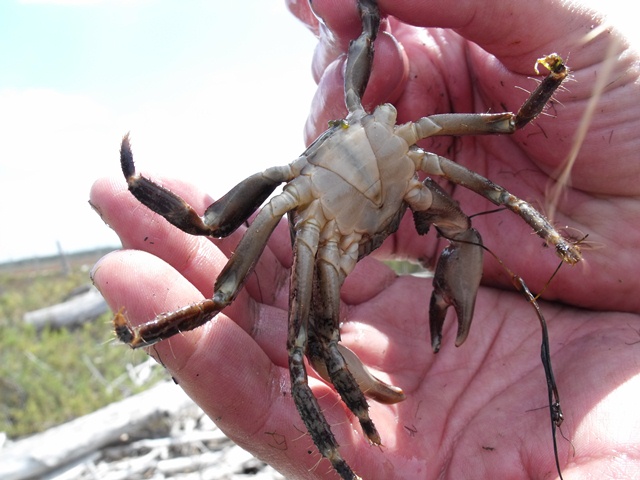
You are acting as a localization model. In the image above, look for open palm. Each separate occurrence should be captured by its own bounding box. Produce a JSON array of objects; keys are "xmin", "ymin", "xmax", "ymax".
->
[{"xmin": 92, "ymin": 0, "xmax": 640, "ymax": 478}]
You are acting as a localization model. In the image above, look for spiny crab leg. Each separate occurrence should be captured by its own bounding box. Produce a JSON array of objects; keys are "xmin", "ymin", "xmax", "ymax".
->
[
  {"xmin": 305, "ymin": 252, "xmax": 405, "ymax": 406},
  {"xmin": 286, "ymin": 220, "xmax": 359, "ymax": 480},
  {"xmin": 313, "ymin": 252, "xmax": 381, "ymax": 444},
  {"xmin": 517, "ymin": 53, "xmax": 569, "ymax": 128},
  {"xmin": 120, "ymin": 134, "xmax": 289, "ymax": 238},
  {"xmin": 116, "ymin": 136, "xmax": 303, "ymax": 347},
  {"xmin": 114, "ymin": 188, "xmax": 294, "ymax": 347},
  {"xmin": 410, "ymin": 148, "xmax": 581, "ymax": 265}
]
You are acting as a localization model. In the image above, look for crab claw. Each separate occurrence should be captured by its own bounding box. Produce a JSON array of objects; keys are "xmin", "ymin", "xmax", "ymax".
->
[{"xmin": 429, "ymin": 227, "xmax": 483, "ymax": 352}]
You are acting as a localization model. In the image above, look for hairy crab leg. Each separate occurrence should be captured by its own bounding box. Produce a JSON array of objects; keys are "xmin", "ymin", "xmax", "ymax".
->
[
  {"xmin": 516, "ymin": 53, "xmax": 569, "ymax": 129},
  {"xmin": 115, "ymin": 187, "xmax": 302, "ymax": 348},
  {"xmin": 120, "ymin": 133, "xmax": 295, "ymax": 237},
  {"xmin": 286, "ymin": 221, "xmax": 360, "ymax": 480},
  {"xmin": 307, "ymin": 257, "xmax": 406, "ymax": 405},
  {"xmin": 409, "ymin": 148, "xmax": 581, "ymax": 265},
  {"xmin": 313, "ymin": 244, "xmax": 381, "ymax": 444},
  {"xmin": 407, "ymin": 53, "xmax": 569, "ymax": 137}
]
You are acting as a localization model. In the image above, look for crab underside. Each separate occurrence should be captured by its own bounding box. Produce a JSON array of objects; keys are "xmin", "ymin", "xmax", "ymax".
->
[{"xmin": 112, "ymin": 1, "xmax": 580, "ymax": 479}]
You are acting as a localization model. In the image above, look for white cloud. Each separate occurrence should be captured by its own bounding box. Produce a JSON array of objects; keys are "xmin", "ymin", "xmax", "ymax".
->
[
  {"xmin": 0, "ymin": 88, "xmax": 123, "ymax": 261},
  {"xmin": 0, "ymin": 55, "xmax": 316, "ymax": 262},
  {"xmin": 0, "ymin": 0, "xmax": 318, "ymax": 262}
]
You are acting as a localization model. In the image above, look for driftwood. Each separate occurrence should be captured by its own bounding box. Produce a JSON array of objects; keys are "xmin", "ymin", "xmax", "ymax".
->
[
  {"xmin": 23, "ymin": 285, "xmax": 109, "ymax": 330},
  {"xmin": 0, "ymin": 381, "xmax": 284, "ymax": 480}
]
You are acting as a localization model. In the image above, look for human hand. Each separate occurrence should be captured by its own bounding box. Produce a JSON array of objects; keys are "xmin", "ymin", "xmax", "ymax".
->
[
  {"xmin": 297, "ymin": 0, "xmax": 640, "ymax": 312},
  {"xmin": 92, "ymin": 0, "xmax": 640, "ymax": 478}
]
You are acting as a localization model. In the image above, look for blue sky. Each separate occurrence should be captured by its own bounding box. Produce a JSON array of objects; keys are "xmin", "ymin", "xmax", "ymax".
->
[{"xmin": 0, "ymin": 0, "xmax": 318, "ymax": 262}]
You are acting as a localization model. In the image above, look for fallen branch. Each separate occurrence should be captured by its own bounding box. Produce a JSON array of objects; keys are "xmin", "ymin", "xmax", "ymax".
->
[
  {"xmin": 23, "ymin": 285, "xmax": 109, "ymax": 330},
  {"xmin": 0, "ymin": 381, "xmax": 193, "ymax": 480}
]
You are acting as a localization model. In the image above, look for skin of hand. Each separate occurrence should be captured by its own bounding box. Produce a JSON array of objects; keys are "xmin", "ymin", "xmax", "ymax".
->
[{"xmin": 91, "ymin": 0, "xmax": 640, "ymax": 478}]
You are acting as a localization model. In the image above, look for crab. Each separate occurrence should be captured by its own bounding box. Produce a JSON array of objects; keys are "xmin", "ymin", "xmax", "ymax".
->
[{"xmin": 112, "ymin": 1, "xmax": 581, "ymax": 478}]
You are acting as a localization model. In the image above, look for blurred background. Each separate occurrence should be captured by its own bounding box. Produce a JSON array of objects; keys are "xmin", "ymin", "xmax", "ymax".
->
[{"xmin": 0, "ymin": 0, "xmax": 317, "ymax": 263}]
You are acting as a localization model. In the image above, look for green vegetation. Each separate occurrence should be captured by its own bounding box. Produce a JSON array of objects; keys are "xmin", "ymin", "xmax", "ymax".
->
[
  {"xmin": 0, "ymin": 252, "xmax": 430, "ymax": 440},
  {"xmin": 0, "ymin": 256, "xmax": 166, "ymax": 439},
  {"xmin": 384, "ymin": 259, "xmax": 430, "ymax": 276}
]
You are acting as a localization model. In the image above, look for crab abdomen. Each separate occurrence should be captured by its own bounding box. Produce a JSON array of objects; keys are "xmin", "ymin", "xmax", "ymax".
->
[{"xmin": 302, "ymin": 105, "xmax": 416, "ymax": 238}]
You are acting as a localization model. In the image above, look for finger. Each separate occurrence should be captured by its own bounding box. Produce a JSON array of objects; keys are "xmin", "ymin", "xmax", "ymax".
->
[
  {"xmin": 93, "ymin": 249, "xmax": 402, "ymax": 479},
  {"xmin": 90, "ymin": 176, "xmax": 290, "ymax": 309},
  {"xmin": 90, "ymin": 250, "xmax": 295, "ymax": 468},
  {"xmin": 305, "ymin": 31, "xmax": 408, "ymax": 143},
  {"xmin": 304, "ymin": 0, "xmax": 409, "ymax": 142},
  {"xmin": 377, "ymin": 0, "xmax": 609, "ymax": 70},
  {"xmin": 285, "ymin": 0, "xmax": 319, "ymax": 36}
]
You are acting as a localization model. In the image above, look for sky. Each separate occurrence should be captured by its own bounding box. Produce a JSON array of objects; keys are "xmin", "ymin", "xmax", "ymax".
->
[{"xmin": 0, "ymin": 0, "xmax": 318, "ymax": 263}]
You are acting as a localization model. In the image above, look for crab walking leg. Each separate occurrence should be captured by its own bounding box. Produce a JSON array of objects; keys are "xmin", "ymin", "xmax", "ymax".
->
[
  {"xmin": 401, "ymin": 53, "xmax": 569, "ymax": 137},
  {"xmin": 120, "ymin": 133, "xmax": 295, "ymax": 238},
  {"xmin": 287, "ymin": 222, "xmax": 359, "ymax": 480},
  {"xmin": 114, "ymin": 190, "xmax": 301, "ymax": 348},
  {"xmin": 308, "ymin": 242, "xmax": 406, "ymax": 405},
  {"xmin": 409, "ymin": 149, "xmax": 582, "ymax": 265},
  {"xmin": 407, "ymin": 178, "xmax": 484, "ymax": 351},
  {"xmin": 307, "ymin": 260, "xmax": 406, "ymax": 410},
  {"xmin": 315, "ymin": 242, "xmax": 382, "ymax": 444},
  {"xmin": 344, "ymin": 0, "xmax": 379, "ymax": 112},
  {"xmin": 516, "ymin": 53, "xmax": 569, "ymax": 129}
]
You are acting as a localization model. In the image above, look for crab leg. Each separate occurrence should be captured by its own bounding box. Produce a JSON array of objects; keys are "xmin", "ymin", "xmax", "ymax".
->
[
  {"xmin": 516, "ymin": 53, "xmax": 569, "ymax": 128},
  {"xmin": 286, "ymin": 222, "xmax": 359, "ymax": 480},
  {"xmin": 405, "ymin": 52, "xmax": 569, "ymax": 138},
  {"xmin": 344, "ymin": 0, "xmax": 379, "ymax": 112},
  {"xmin": 120, "ymin": 133, "xmax": 295, "ymax": 238},
  {"xmin": 314, "ymin": 244, "xmax": 382, "ymax": 444},
  {"xmin": 409, "ymin": 148, "xmax": 581, "ymax": 265},
  {"xmin": 115, "ymin": 188, "xmax": 301, "ymax": 348},
  {"xmin": 307, "ymin": 255, "xmax": 405, "ymax": 406}
]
